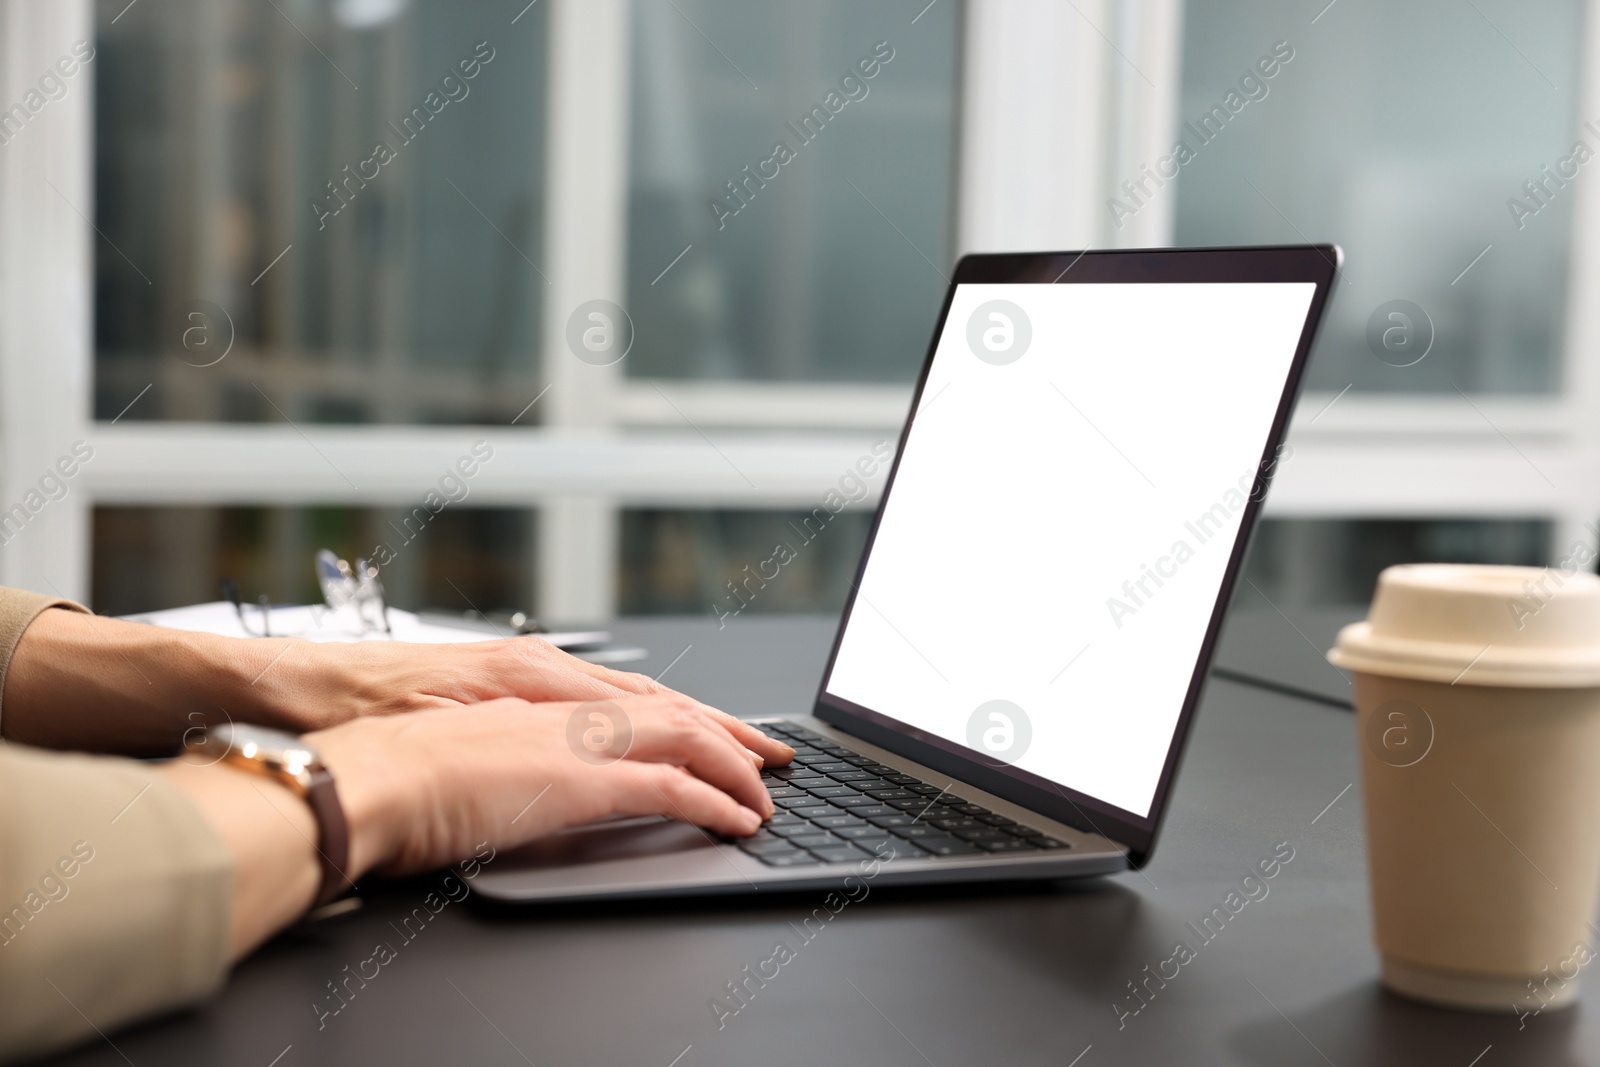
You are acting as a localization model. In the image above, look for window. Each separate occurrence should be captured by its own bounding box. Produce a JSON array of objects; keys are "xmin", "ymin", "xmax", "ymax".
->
[
  {"xmin": 1176, "ymin": 0, "xmax": 1584, "ymax": 395},
  {"xmin": 2, "ymin": 1, "xmax": 1591, "ymax": 620},
  {"xmin": 94, "ymin": 0, "xmax": 549, "ymax": 425},
  {"xmin": 624, "ymin": 0, "xmax": 959, "ymax": 383}
]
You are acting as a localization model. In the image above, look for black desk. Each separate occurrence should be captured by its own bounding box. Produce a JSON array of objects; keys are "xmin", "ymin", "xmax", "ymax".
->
[{"xmin": 38, "ymin": 611, "xmax": 1600, "ymax": 1066}]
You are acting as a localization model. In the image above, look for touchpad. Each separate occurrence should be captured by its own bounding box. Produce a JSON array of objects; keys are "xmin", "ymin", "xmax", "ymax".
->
[{"xmin": 499, "ymin": 816, "xmax": 714, "ymax": 868}]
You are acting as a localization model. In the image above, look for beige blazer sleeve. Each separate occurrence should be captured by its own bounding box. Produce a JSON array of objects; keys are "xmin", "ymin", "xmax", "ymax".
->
[{"xmin": 0, "ymin": 589, "xmax": 234, "ymax": 1063}]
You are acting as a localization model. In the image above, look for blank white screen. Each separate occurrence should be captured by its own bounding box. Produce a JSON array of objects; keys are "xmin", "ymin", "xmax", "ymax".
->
[{"xmin": 823, "ymin": 282, "xmax": 1316, "ymax": 817}]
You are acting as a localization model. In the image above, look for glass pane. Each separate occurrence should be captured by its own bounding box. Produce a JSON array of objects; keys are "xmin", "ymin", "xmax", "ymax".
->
[
  {"xmin": 92, "ymin": 506, "xmax": 534, "ymax": 618},
  {"xmin": 1175, "ymin": 0, "xmax": 1583, "ymax": 394},
  {"xmin": 620, "ymin": 509, "xmax": 872, "ymax": 615},
  {"xmin": 93, "ymin": 0, "xmax": 548, "ymax": 424},
  {"xmin": 624, "ymin": 0, "xmax": 960, "ymax": 382},
  {"xmin": 1239, "ymin": 518, "xmax": 1554, "ymax": 607}
]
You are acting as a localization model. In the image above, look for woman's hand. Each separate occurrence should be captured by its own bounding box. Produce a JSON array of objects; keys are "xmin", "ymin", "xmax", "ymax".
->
[
  {"xmin": 166, "ymin": 691, "xmax": 790, "ymax": 960},
  {"xmin": 310, "ymin": 692, "xmax": 783, "ymax": 878},
  {"xmin": 5, "ymin": 607, "xmax": 793, "ymax": 769}
]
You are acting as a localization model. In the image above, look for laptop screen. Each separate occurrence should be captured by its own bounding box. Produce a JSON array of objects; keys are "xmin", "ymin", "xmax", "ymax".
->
[{"xmin": 821, "ymin": 279, "xmax": 1318, "ymax": 820}]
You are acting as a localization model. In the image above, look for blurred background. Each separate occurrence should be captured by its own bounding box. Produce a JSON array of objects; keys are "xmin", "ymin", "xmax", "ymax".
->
[{"xmin": 0, "ymin": 0, "xmax": 1591, "ymax": 621}]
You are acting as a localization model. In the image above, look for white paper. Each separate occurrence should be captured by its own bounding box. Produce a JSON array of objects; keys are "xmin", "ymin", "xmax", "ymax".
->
[{"xmin": 121, "ymin": 601, "xmax": 609, "ymax": 651}]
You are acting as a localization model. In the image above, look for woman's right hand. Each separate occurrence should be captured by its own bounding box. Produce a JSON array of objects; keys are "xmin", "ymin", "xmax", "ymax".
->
[{"xmin": 307, "ymin": 693, "xmax": 791, "ymax": 881}]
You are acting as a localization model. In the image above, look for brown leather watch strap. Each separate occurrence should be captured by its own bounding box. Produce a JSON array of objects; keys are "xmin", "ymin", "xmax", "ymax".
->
[{"xmin": 303, "ymin": 768, "xmax": 351, "ymax": 906}]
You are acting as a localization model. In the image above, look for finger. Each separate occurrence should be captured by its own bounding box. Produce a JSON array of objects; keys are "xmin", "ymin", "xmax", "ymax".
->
[
  {"xmin": 691, "ymin": 704, "xmax": 795, "ymax": 766},
  {"xmin": 606, "ymin": 762, "xmax": 764, "ymax": 837},
  {"xmin": 621, "ymin": 706, "xmax": 774, "ymax": 817}
]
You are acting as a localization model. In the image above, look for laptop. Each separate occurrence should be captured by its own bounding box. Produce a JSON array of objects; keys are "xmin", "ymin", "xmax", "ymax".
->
[{"xmin": 474, "ymin": 244, "xmax": 1342, "ymax": 903}]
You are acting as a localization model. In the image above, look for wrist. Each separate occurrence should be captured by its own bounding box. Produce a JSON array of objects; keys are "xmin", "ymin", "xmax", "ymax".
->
[
  {"xmin": 304, "ymin": 718, "xmax": 415, "ymax": 881},
  {"xmin": 212, "ymin": 636, "xmax": 367, "ymax": 735}
]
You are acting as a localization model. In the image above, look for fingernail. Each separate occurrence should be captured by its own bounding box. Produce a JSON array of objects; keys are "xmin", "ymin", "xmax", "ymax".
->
[
  {"xmin": 742, "ymin": 808, "xmax": 763, "ymax": 832},
  {"xmin": 744, "ymin": 747, "xmax": 764, "ymax": 767}
]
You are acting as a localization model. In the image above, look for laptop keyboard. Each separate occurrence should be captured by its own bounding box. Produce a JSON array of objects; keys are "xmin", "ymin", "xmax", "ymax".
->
[{"xmin": 737, "ymin": 721, "xmax": 1071, "ymax": 867}]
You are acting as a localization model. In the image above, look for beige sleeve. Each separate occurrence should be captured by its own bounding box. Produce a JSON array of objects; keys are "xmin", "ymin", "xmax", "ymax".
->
[
  {"xmin": 0, "ymin": 586, "xmax": 89, "ymax": 738},
  {"xmin": 0, "ymin": 589, "xmax": 234, "ymax": 1062}
]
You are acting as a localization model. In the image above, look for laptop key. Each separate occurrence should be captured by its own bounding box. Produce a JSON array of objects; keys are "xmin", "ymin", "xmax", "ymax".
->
[
  {"xmin": 864, "ymin": 788, "xmax": 916, "ymax": 800},
  {"xmin": 980, "ymin": 838, "xmax": 1041, "ymax": 853},
  {"xmin": 845, "ymin": 804, "xmax": 896, "ymax": 819},
  {"xmin": 767, "ymin": 787, "xmax": 807, "ymax": 799},
  {"xmin": 807, "ymin": 761, "xmax": 853, "ymax": 774},
  {"xmin": 788, "ymin": 833, "xmax": 839, "ymax": 848},
  {"xmin": 829, "ymin": 770, "xmax": 879, "ymax": 783},
  {"xmin": 738, "ymin": 838, "xmax": 803, "ymax": 854},
  {"xmin": 866, "ymin": 814, "xmax": 918, "ymax": 828},
  {"xmin": 768, "ymin": 767, "xmax": 824, "ymax": 781},
  {"xmin": 829, "ymin": 795, "xmax": 879, "ymax": 808},
  {"xmin": 808, "ymin": 845, "xmax": 872, "ymax": 863},
  {"xmin": 915, "ymin": 837, "xmax": 983, "ymax": 856},
  {"xmin": 807, "ymin": 785, "xmax": 859, "ymax": 798},
  {"xmin": 835, "ymin": 826, "xmax": 892, "ymax": 840},
  {"xmin": 842, "ymin": 755, "xmax": 878, "ymax": 767},
  {"xmin": 789, "ymin": 806, "xmax": 834, "ymax": 821},
  {"xmin": 955, "ymin": 828, "xmax": 1017, "ymax": 844},
  {"xmin": 886, "ymin": 824, "xmax": 942, "ymax": 839},
  {"xmin": 760, "ymin": 852, "xmax": 822, "ymax": 867},
  {"xmin": 906, "ymin": 784, "xmax": 946, "ymax": 795},
  {"xmin": 774, "ymin": 795, "xmax": 826, "ymax": 809},
  {"xmin": 977, "ymin": 814, "xmax": 1018, "ymax": 826},
  {"xmin": 812, "ymin": 814, "xmax": 863, "ymax": 829}
]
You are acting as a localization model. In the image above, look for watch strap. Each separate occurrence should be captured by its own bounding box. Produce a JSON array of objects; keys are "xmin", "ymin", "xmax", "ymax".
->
[{"xmin": 303, "ymin": 768, "xmax": 351, "ymax": 906}]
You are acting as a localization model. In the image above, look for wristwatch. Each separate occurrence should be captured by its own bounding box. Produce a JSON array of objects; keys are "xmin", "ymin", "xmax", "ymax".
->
[{"xmin": 186, "ymin": 722, "xmax": 351, "ymax": 906}]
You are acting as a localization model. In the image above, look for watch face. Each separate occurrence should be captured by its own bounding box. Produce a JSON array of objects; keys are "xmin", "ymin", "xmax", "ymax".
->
[{"xmin": 194, "ymin": 722, "xmax": 322, "ymax": 773}]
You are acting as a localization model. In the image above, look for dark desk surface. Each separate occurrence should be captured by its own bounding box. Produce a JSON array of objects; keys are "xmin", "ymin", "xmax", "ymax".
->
[
  {"xmin": 38, "ymin": 610, "xmax": 1599, "ymax": 1067},
  {"xmin": 1213, "ymin": 602, "xmax": 1364, "ymax": 708}
]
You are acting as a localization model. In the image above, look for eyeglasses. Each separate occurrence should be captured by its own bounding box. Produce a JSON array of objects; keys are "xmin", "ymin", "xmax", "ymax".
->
[
  {"xmin": 222, "ymin": 548, "xmax": 392, "ymax": 639},
  {"xmin": 314, "ymin": 548, "xmax": 391, "ymax": 636},
  {"xmin": 221, "ymin": 579, "xmax": 277, "ymax": 637}
]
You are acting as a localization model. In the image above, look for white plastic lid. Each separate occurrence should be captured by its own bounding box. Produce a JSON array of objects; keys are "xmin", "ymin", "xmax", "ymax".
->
[{"xmin": 1328, "ymin": 564, "xmax": 1600, "ymax": 688}]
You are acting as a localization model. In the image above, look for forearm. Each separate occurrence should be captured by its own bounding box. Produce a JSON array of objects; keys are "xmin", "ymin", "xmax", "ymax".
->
[
  {"xmin": 3, "ymin": 608, "xmax": 326, "ymax": 754},
  {"xmin": 160, "ymin": 761, "xmax": 322, "ymax": 962}
]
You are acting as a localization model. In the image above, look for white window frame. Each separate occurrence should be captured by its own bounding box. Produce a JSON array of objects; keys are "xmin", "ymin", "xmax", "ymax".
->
[{"xmin": 2, "ymin": 0, "xmax": 1597, "ymax": 615}]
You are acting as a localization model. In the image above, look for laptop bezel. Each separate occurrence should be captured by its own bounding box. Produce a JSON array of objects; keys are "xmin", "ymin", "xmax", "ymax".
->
[{"xmin": 809, "ymin": 244, "xmax": 1342, "ymax": 867}]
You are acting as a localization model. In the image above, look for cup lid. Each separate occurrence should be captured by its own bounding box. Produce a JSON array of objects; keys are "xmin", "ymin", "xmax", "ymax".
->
[{"xmin": 1328, "ymin": 564, "xmax": 1600, "ymax": 687}]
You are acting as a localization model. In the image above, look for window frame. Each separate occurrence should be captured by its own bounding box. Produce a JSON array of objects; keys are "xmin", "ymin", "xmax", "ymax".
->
[{"xmin": 3, "ymin": 0, "xmax": 1596, "ymax": 614}]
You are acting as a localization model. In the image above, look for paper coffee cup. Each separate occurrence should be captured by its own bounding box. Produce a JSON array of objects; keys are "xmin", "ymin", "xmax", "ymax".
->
[{"xmin": 1329, "ymin": 564, "xmax": 1600, "ymax": 1012}]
